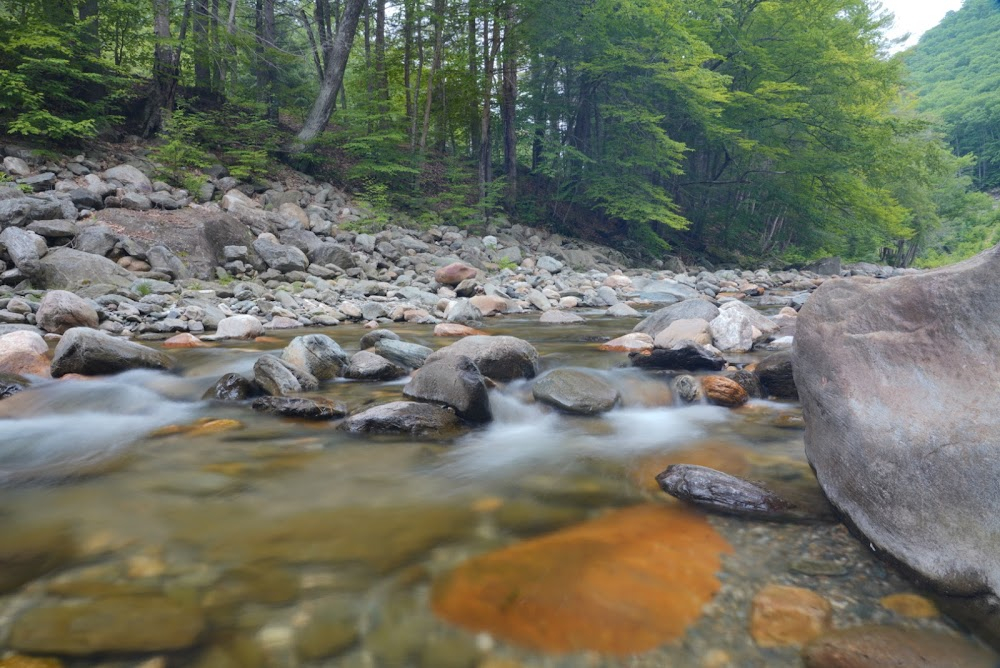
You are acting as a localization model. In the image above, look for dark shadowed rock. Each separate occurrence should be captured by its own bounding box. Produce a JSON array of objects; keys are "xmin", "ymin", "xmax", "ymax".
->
[
  {"xmin": 424, "ymin": 335, "xmax": 538, "ymax": 382},
  {"xmin": 403, "ymin": 355, "xmax": 492, "ymax": 422},
  {"xmin": 51, "ymin": 328, "xmax": 173, "ymax": 377},
  {"xmin": 203, "ymin": 373, "xmax": 262, "ymax": 401},
  {"xmin": 802, "ymin": 625, "xmax": 997, "ymax": 668},
  {"xmin": 629, "ymin": 342, "xmax": 725, "ymax": 372},
  {"xmin": 0, "ymin": 372, "xmax": 30, "ymax": 399},
  {"xmin": 252, "ymin": 396, "xmax": 348, "ymax": 420},
  {"xmin": 341, "ymin": 401, "xmax": 461, "ymax": 437},
  {"xmin": 633, "ymin": 299, "xmax": 720, "ymax": 337},
  {"xmin": 803, "ymin": 257, "xmax": 842, "ymax": 277},
  {"xmin": 282, "ymin": 334, "xmax": 349, "ymax": 380},
  {"xmin": 344, "ymin": 351, "xmax": 408, "ymax": 381},
  {"xmin": 757, "ymin": 351, "xmax": 797, "ymax": 399},
  {"xmin": 532, "ymin": 368, "xmax": 620, "ymax": 415},
  {"xmin": 729, "ymin": 369, "xmax": 765, "ymax": 399},
  {"xmin": 794, "ymin": 246, "xmax": 1000, "ymax": 601}
]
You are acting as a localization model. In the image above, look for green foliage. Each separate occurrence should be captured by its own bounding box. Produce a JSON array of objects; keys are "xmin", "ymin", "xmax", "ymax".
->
[
  {"xmin": 496, "ymin": 257, "xmax": 518, "ymax": 271},
  {"xmin": 135, "ymin": 281, "xmax": 152, "ymax": 297},
  {"xmin": 150, "ymin": 105, "xmax": 213, "ymax": 186}
]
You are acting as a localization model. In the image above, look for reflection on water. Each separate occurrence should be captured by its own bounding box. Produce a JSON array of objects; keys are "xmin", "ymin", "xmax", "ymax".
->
[{"xmin": 0, "ymin": 317, "xmax": 988, "ymax": 667}]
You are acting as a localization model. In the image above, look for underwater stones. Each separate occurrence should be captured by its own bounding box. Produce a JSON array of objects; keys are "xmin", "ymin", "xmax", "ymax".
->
[
  {"xmin": 251, "ymin": 396, "xmax": 348, "ymax": 420},
  {"xmin": 0, "ymin": 372, "xmax": 31, "ymax": 399},
  {"xmin": 8, "ymin": 597, "xmax": 205, "ymax": 655},
  {"xmin": 802, "ymin": 625, "xmax": 998, "ymax": 668},
  {"xmin": 879, "ymin": 593, "xmax": 938, "ymax": 619},
  {"xmin": 531, "ymin": 368, "xmax": 620, "ymax": 415},
  {"xmin": 341, "ymin": 401, "xmax": 461, "ymax": 437},
  {"xmin": 433, "ymin": 323, "xmax": 487, "ymax": 337},
  {"xmin": 50, "ymin": 328, "xmax": 173, "ymax": 377},
  {"xmin": 403, "ymin": 355, "xmax": 492, "ymax": 423},
  {"xmin": 701, "ymin": 375, "xmax": 749, "ymax": 408},
  {"xmin": 425, "ymin": 335, "xmax": 539, "ymax": 382},
  {"xmin": 750, "ymin": 584, "xmax": 832, "ymax": 648},
  {"xmin": 431, "ymin": 505, "xmax": 731, "ymax": 655},
  {"xmin": 0, "ymin": 522, "xmax": 75, "ymax": 595}
]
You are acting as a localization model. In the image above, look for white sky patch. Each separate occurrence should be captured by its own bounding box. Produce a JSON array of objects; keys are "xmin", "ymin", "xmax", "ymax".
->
[{"xmin": 876, "ymin": 0, "xmax": 965, "ymax": 50}]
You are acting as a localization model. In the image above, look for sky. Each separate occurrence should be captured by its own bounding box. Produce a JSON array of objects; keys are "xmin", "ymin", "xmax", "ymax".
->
[{"xmin": 877, "ymin": 0, "xmax": 966, "ymax": 49}]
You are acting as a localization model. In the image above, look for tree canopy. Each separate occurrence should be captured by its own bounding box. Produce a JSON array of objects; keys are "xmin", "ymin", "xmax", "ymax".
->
[{"xmin": 0, "ymin": 0, "xmax": 990, "ymax": 267}]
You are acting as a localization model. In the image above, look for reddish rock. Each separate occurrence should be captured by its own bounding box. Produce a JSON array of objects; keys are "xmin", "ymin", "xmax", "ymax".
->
[
  {"xmin": 432, "ymin": 505, "xmax": 732, "ymax": 655},
  {"xmin": 434, "ymin": 323, "xmax": 487, "ymax": 337},
  {"xmin": 599, "ymin": 332, "xmax": 653, "ymax": 353},
  {"xmin": 434, "ymin": 262, "xmax": 478, "ymax": 286},
  {"xmin": 163, "ymin": 333, "xmax": 207, "ymax": 349},
  {"xmin": 701, "ymin": 376, "xmax": 749, "ymax": 408},
  {"xmin": 0, "ymin": 330, "xmax": 51, "ymax": 377},
  {"xmin": 469, "ymin": 295, "xmax": 509, "ymax": 316},
  {"xmin": 803, "ymin": 625, "xmax": 997, "ymax": 668}
]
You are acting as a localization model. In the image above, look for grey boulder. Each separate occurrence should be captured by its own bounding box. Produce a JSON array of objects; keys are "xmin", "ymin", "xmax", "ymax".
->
[
  {"xmin": 532, "ymin": 368, "xmax": 619, "ymax": 415},
  {"xmin": 424, "ymin": 335, "xmax": 538, "ymax": 382},
  {"xmin": 403, "ymin": 355, "xmax": 492, "ymax": 422},
  {"xmin": 51, "ymin": 328, "xmax": 173, "ymax": 377}
]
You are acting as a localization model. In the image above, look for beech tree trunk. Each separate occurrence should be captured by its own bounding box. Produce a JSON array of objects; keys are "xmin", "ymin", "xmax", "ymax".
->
[{"xmin": 293, "ymin": 0, "xmax": 367, "ymax": 150}]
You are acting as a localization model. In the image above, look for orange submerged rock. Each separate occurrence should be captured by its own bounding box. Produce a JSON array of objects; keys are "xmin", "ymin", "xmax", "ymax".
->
[
  {"xmin": 434, "ymin": 323, "xmax": 487, "ymax": 337},
  {"xmin": 431, "ymin": 504, "xmax": 732, "ymax": 655}
]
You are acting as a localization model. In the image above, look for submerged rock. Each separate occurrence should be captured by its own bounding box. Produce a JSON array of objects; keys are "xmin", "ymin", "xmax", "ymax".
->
[
  {"xmin": 0, "ymin": 372, "xmax": 31, "ymax": 399},
  {"xmin": 431, "ymin": 505, "xmax": 732, "ymax": 655},
  {"xmin": 531, "ymin": 368, "xmax": 620, "ymax": 415},
  {"xmin": 802, "ymin": 625, "xmax": 997, "ymax": 668},
  {"xmin": 794, "ymin": 246, "xmax": 1000, "ymax": 600},
  {"xmin": 251, "ymin": 396, "xmax": 348, "ymax": 420},
  {"xmin": 750, "ymin": 584, "xmax": 832, "ymax": 648}
]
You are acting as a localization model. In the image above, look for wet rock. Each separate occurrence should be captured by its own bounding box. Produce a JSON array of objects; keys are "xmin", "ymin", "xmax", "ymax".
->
[
  {"xmin": 532, "ymin": 368, "xmax": 620, "ymax": 415},
  {"xmin": 653, "ymin": 318, "xmax": 712, "ymax": 348},
  {"xmin": 0, "ymin": 522, "xmax": 75, "ymax": 594},
  {"xmin": 343, "ymin": 351, "xmax": 408, "ymax": 381},
  {"xmin": 435, "ymin": 262, "xmax": 478, "ymax": 286},
  {"xmin": 599, "ymin": 332, "xmax": 654, "ymax": 353},
  {"xmin": 750, "ymin": 584, "xmax": 832, "ymax": 648},
  {"xmin": 709, "ymin": 308, "xmax": 753, "ymax": 353},
  {"xmin": 756, "ymin": 351, "xmax": 797, "ymax": 399},
  {"xmin": 538, "ymin": 310, "xmax": 585, "ymax": 324},
  {"xmin": 719, "ymin": 300, "xmax": 779, "ymax": 340},
  {"xmin": 163, "ymin": 332, "xmax": 207, "ymax": 348},
  {"xmin": 341, "ymin": 401, "xmax": 460, "ymax": 437},
  {"xmin": 419, "ymin": 634, "xmax": 481, "ymax": 668},
  {"xmin": 672, "ymin": 375, "xmax": 704, "ymax": 403},
  {"xmin": 492, "ymin": 500, "xmax": 590, "ymax": 536},
  {"xmin": 432, "ymin": 505, "xmax": 732, "ymax": 655},
  {"xmin": 632, "ymin": 299, "xmax": 720, "ymax": 337},
  {"xmin": 701, "ymin": 375, "xmax": 749, "ymax": 408},
  {"xmin": 35, "ymin": 290, "xmax": 98, "ymax": 334},
  {"xmin": 0, "ymin": 330, "xmax": 50, "ymax": 377},
  {"xmin": 251, "ymin": 396, "xmax": 348, "ymax": 420},
  {"xmin": 215, "ymin": 314, "xmax": 264, "ymax": 340},
  {"xmin": 294, "ymin": 597, "xmax": 359, "ymax": 661},
  {"xmin": 728, "ymin": 369, "xmax": 765, "ymax": 399},
  {"xmin": 0, "ymin": 372, "xmax": 31, "ymax": 398},
  {"xmin": 656, "ymin": 464, "xmax": 813, "ymax": 521},
  {"xmin": 628, "ymin": 342, "xmax": 725, "ymax": 371},
  {"xmin": 204, "ymin": 373, "xmax": 261, "ymax": 401},
  {"xmin": 424, "ymin": 335, "xmax": 538, "ymax": 382},
  {"xmin": 51, "ymin": 328, "xmax": 173, "ymax": 377},
  {"xmin": 434, "ymin": 323, "xmax": 486, "ymax": 337},
  {"xmin": 802, "ymin": 625, "xmax": 997, "ymax": 668},
  {"xmin": 254, "ymin": 354, "xmax": 319, "ymax": 395},
  {"xmin": 281, "ymin": 334, "xmax": 348, "ymax": 380},
  {"xmin": 359, "ymin": 328, "xmax": 400, "ymax": 350},
  {"xmin": 374, "ymin": 338, "xmax": 432, "ymax": 369},
  {"xmin": 403, "ymin": 355, "xmax": 492, "ymax": 423},
  {"xmin": 8, "ymin": 596, "xmax": 205, "ymax": 654}
]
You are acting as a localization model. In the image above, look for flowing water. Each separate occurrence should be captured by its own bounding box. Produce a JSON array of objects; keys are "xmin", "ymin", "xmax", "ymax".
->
[{"xmin": 0, "ymin": 315, "xmax": 984, "ymax": 667}]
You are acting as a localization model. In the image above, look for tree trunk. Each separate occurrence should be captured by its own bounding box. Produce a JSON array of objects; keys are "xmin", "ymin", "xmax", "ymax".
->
[
  {"xmin": 468, "ymin": 6, "xmax": 480, "ymax": 159},
  {"xmin": 143, "ymin": 0, "xmax": 177, "ymax": 136},
  {"xmin": 194, "ymin": 0, "xmax": 211, "ymax": 94},
  {"xmin": 500, "ymin": 1, "xmax": 517, "ymax": 208},
  {"xmin": 301, "ymin": 10, "xmax": 325, "ymax": 80},
  {"xmin": 293, "ymin": 0, "xmax": 367, "ymax": 149},
  {"xmin": 210, "ymin": 0, "xmax": 222, "ymax": 91},
  {"xmin": 255, "ymin": 0, "xmax": 278, "ymax": 122},
  {"xmin": 78, "ymin": 0, "xmax": 100, "ymax": 58},
  {"xmin": 403, "ymin": 0, "xmax": 414, "ymax": 123},
  {"xmin": 410, "ymin": 8, "xmax": 424, "ymax": 150},
  {"xmin": 375, "ymin": 0, "xmax": 389, "ymax": 117},
  {"xmin": 479, "ymin": 9, "xmax": 501, "ymax": 207},
  {"xmin": 420, "ymin": 0, "xmax": 446, "ymax": 151}
]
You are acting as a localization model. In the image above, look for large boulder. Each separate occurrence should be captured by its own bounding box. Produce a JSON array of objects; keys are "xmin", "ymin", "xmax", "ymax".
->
[
  {"xmin": 0, "ymin": 330, "xmax": 50, "ymax": 377},
  {"xmin": 92, "ymin": 209, "xmax": 259, "ymax": 280},
  {"xmin": 403, "ymin": 355, "xmax": 492, "ymax": 423},
  {"xmin": 341, "ymin": 401, "xmax": 461, "ymax": 437},
  {"xmin": 50, "ymin": 328, "xmax": 173, "ymax": 377},
  {"xmin": 36, "ymin": 247, "xmax": 135, "ymax": 291},
  {"xmin": 0, "ymin": 226, "xmax": 46, "ymax": 274},
  {"xmin": 281, "ymin": 334, "xmax": 348, "ymax": 380},
  {"xmin": 531, "ymin": 368, "xmax": 620, "ymax": 415},
  {"xmin": 424, "ymin": 335, "xmax": 538, "ymax": 382},
  {"xmin": 794, "ymin": 246, "xmax": 1000, "ymax": 603},
  {"xmin": 36, "ymin": 290, "xmax": 99, "ymax": 334}
]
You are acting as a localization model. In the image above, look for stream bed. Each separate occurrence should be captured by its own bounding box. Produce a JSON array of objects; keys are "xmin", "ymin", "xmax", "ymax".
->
[{"xmin": 0, "ymin": 315, "xmax": 987, "ymax": 667}]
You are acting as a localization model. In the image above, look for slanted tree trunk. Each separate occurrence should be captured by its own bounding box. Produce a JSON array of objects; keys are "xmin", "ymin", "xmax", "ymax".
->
[
  {"xmin": 293, "ymin": 0, "xmax": 367, "ymax": 150},
  {"xmin": 301, "ymin": 9, "xmax": 325, "ymax": 80}
]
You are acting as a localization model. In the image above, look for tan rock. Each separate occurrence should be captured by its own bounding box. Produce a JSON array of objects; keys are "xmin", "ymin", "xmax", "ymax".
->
[
  {"xmin": 469, "ymin": 295, "xmax": 508, "ymax": 316},
  {"xmin": 879, "ymin": 593, "xmax": 938, "ymax": 618},
  {"xmin": 750, "ymin": 584, "xmax": 832, "ymax": 647},
  {"xmin": 599, "ymin": 332, "xmax": 654, "ymax": 353},
  {"xmin": 701, "ymin": 375, "xmax": 749, "ymax": 408},
  {"xmin": 0, "ymin": 330, "xmax": 51, "ymax": 377},
  {"xmin": 434, "ymin": 323, "xmax": 487, "ymax": 337},
  {"xmin": 654, "ymin": 318, "xmax": 712, "ymax": 348},
  {"xmin": 162, "ymin": 332, "xmax": 207, "ymax": 348},
  {"xmin": 434, "ymin": 262, "xmax": 478, "ymax": 286}
]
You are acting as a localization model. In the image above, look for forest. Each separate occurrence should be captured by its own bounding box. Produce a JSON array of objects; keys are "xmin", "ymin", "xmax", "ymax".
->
[{"xmin": 0, "ymin": 0, "xmax": 997, "ymax": 267}]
